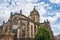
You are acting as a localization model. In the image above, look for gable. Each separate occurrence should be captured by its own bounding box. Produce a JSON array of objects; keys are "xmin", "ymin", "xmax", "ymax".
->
[{"xmin": 11, "ymin": 13, "xmax": 28, "ymax": 20}]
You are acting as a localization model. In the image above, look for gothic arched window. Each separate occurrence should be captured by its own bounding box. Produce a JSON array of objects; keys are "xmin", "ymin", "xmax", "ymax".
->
[
  {"xmin": 31, "ymin": 25, "xmax": 33, "ymax": 37},
  {"xmin": 13, "ymin": 18, "xmax": 18, "ymax": 25},
  {"xmin": 12, "ymin": 18, "xmax": 18, "ymax": 33}
]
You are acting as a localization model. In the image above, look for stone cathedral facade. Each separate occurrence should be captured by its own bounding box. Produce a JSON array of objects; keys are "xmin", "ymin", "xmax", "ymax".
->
[{"xmin": 0, "ymin": 7, "xmax": 54, "ymax": 40}]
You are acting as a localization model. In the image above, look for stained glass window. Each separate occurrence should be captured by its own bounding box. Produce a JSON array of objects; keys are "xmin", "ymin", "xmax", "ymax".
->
[{"xmin": 12, "ymin": 18, "xmax": 18, "ymax": 33}]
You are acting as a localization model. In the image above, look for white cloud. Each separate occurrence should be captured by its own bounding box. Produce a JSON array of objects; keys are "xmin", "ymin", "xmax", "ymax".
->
[
  {"xmin": 40, "ymin": 17, "xmax": 47, "ymax": 23},
  {"xmin": 54, "ymin": 12, "xmax": 60, "ymax": 18},
  {"xmin": 52, "ymin": 23, "xmax": 60, "ymax": 30},
  {"xmin": 22, "ymin": 4, "xmax": 34, "ymax": 16},
  {"xmin": 0, "ymin": 9, "xmax": 10, "ymax": 22},
  {"xmin": 49, "ymin": 0, "xmax": 60, "ymax": 4},
  {"xmin": 54, "ymin": 32, "xmax": 60, "ymax": 36},
  {"xmin": 50, "ymin": 12, "xmax": 60, "ymax": 24}
]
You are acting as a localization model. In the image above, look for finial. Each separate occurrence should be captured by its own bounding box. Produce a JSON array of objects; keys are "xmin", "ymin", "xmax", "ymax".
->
[
  {"xmin": 47, "ymin": 19, "xmax": 49, "ymax": 22},
  {"xmin": 10, "ymin": 12, "xmax": 12, "ymax": 18},
  {"xmin": 44, "ymin": 20, "xmax": 46, "ymax": 23},
  {"xmin": 20, "ymin": 9, "xmax": 22, "ymax": 14},
  {"xmin": 34, "ymin": 6, "xmax": 35, "ymax": 9},
  {"xmin": 3, "ymin": 21, "xmax": 5, "ymax": 25},
  {"xmin": 47, "ymin": 19, "xmax": 50, "ymax": 23}
]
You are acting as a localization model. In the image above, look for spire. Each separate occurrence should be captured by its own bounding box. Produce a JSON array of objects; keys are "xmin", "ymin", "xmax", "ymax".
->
[{"xmin": 20, "ymin": 9, "xmax": 22, "ymax": 14}]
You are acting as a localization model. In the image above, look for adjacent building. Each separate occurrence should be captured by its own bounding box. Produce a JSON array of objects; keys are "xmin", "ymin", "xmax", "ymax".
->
[{"xmin": 55, "ymin": 34, "xmax": 60, "ymax": 40}]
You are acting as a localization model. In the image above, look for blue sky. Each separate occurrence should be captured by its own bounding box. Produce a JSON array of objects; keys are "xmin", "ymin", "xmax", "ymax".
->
[{"xmin": 0, "ymin": 0, "xmax": 60, "ymax": 35}]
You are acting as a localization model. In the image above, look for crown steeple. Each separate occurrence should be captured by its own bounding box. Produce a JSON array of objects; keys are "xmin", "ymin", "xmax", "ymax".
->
[
  {"xmin": 29, "ymin": 6, "xmax": 40, "ymax": 23},
  {"xmin": 30, "ymin": 6, "xmax": 39, "ymax": 15}
]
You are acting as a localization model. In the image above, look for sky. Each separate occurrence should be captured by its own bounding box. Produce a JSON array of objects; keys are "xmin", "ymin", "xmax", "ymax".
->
[{"xmin": 0, "ymin": 0, "xmax": 60, "ymax": 36}]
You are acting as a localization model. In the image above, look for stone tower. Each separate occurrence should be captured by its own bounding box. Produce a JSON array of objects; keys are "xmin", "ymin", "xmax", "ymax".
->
[{"xmin": 30, "ymin": 6, "xmax": 40, "ymax": 23}]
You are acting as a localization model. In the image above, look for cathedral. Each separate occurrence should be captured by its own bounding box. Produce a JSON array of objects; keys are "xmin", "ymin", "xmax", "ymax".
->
[{"xmin": 0, "ymin": 7, "xmax": 54, "ymax": 40}]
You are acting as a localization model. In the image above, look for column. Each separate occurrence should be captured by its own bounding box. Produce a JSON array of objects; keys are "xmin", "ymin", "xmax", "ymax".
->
[
  {"xmin": 7, "ymin": 20, "xmax": 10, "ymax": 32},
  {"xmin": 17, "ymin": 20, "xmax": 21, "ymax": 39}
]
